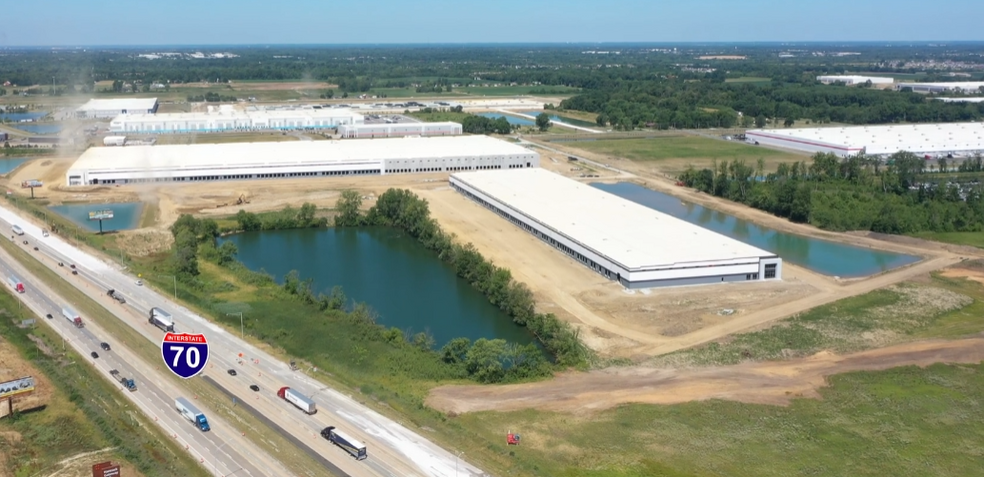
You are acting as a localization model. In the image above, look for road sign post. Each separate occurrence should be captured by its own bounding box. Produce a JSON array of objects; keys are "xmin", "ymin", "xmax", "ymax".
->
[{"xmin": 162, "ymin": 332, "xmax": 209, "ymax": 379}]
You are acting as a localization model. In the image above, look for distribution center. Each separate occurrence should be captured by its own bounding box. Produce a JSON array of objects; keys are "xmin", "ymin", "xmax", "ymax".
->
[
  {"xmin": 746, "ymin": 122, "xmax": 984, "ymax": 157},
  {"xmin": 109, "ymin": 107, "xmax": 364, "ymax": 133},
  {"xmin": 450, "ymin": 168, "xmax": 782, "ymax": 289},
  {"xmin": 76, "ymin": 98, "xmax": 160, "ymax": 119},
  {"xmin": 65, "ymin": 135, "xmax": 538, "ymax": 186}
]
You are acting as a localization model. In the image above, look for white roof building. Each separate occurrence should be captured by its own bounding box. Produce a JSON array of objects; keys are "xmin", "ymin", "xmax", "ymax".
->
[
  {"xmin": 817, "ymin": 75, "xmax": 894, "ymax": 85},
  {"xmin": 109, "ymin": 108, "xmax": 364, "ymax": 133},
  {"xmin": 747, "ymin": 122, "xmax": 984, "ymax": 157},
  {"xmin": 76, "ymin": 98, "xmax": 159, "ymax": 119},
  {"xmin": 450, "ymin": 168, "xmax": 781, "ymax": 288},
  {"xmin": 65, "ymin": 135, "xmax": 538, "ymax": 186},
  {"xmin": 338, "ymin": 122, "xmax": 462, "ymax": 138},
  {"xmin": 896, "ymin": 82, "xmax": 984, "ymax": 94}
]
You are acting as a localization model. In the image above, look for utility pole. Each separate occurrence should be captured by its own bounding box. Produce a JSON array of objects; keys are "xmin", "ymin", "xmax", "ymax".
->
[{"xmin": 227, "ymin": 312, "xmax": 244, "ymax": 339}]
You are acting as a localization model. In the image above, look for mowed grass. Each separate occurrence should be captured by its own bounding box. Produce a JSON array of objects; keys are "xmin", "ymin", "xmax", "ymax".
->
[
  {"xmin": 458, "ymin": 362, "xmax": 984, "ymax": 477},
  {"xmin": 912, "ymin": 231, "xmax": 984, "ymax": 250},
  {"xmin": 651, "ymin": 273, "xmax": 982, "ymax": 368},
  {"xmin": 568, "ymin": 136, "xmax": 806, "ymax": 173}
]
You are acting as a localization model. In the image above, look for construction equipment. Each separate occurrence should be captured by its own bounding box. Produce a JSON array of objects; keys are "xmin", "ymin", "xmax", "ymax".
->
[{"xmin": 235, "ymin": 194, "xmax": 250, "ymax": 205}]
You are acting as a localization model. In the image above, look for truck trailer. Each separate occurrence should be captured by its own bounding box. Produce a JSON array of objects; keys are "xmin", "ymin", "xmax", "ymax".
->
[
  {"xmin": 320, "ymin": 426, "xmax": 367, "ymax": 460},
  {"xmin": 175, "ymin": 397, "xmax": 210, "ymax": 432},
  {"xmin": 277, "ymin": 387, "xmax": 317, "ymax": 414},
  {"xmin": 61, "ymin": 305, "xmax": 84, "ymax": 327},
  {"xmin": 6, "ymin": 276, "xmax": 24, "ymax": 293},
  {"xmin": 109, "ymin": 369, "xmax": 137, "ymax": 391},
  {"xmin": 149, "ymin": 307, "xmax": 175, "ymax": 332}
]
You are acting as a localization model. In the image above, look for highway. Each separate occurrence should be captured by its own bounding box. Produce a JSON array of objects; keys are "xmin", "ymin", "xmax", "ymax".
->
[
  {"xmin": 0, "ymin": 245, "xmax": 292, "ymax": 477},
  {"xmin": 0, "ymin": 205, "xmax": 489, "ymax": 477}
]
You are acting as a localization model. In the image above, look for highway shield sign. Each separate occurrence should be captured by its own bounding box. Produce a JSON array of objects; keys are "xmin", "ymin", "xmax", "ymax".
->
[{"xmin": 162, "ymin": 332, "xmax": 209, "ymax": 379}]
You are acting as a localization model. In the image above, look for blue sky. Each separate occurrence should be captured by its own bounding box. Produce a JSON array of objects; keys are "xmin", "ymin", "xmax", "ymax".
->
[{"xmin": 2, "ymin": 0, "xmax": 982, "ymax": 46}]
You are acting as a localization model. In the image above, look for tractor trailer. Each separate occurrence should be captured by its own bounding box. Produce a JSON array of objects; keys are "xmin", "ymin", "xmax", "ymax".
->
[
  {"xmin": 6, "ymin": 276, "xmax": 24, "ymax": 293},
  {"xmin": 61, "ymin": 306, "xmax": 84, "ymax": 327},
  {"xmin": 277, "ymin": 387, "xmax": 317, "ymax": 414},
  {"xmin": 321, "ymin": 426, "xmax": 367, "ymax": 460},
  {"xmin": 109, "ymin": 369, "xmax": 137, "ymax": 391},
  {"xmin": 149, "ymin": 307, "xmax": 175, "ymax": 332},
  {"xmin": 175, "ymin": 397, "xmax": 210, "ymax": 432}
]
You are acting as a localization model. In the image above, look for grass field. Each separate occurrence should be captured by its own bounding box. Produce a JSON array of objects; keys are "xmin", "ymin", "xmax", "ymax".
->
[
  {"xmin": 567, "ymin": 136, "xmax": 807, "ymax": 173},
  {"xmin": 650, "ymin": 273, "xmax": 982, "ymax": 368},
  {"xmin": 0, "ymin": 283, "xmax": 205, "ymax": 477},
  {"xmin": 0, "ymin": 240, "xmax": 337, "ymax": 477},
  {"xmin": 458, "ymin": 362, "xmax": 984, "ymax": 476},
  {"xmin": 912, "ymin": 231, "xmax": 984, "ymax": 250}
]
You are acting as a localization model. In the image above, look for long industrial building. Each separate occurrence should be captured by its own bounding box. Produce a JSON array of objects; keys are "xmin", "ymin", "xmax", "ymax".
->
[
  {"xmin": 895, "ymin": 81, "xmax": 984, "ymax": 94},
  {"xmin": 816, "ymin": 75, "xmax": 893, "ymax": 86},
  {"xmin": 65, "ymin": 135, "xmax": 538, "ymax": 186},
  {"xmin": 109, "ymin": 107, "xmax": 363, "ymax": 134},
  {"xmin": 76, "ymin": 98, "xmax": 159, "ymax": 119},
  {"xmin": 450, "ymin": 168, "xmax": 781, "ymax": 289},
  {"xmin": 746, "ymin": 122, "xmax": 984, "ymax": 157},
  {"xmin": 338, "ymin": 122, "xmax": 462, "ymax": 138}
]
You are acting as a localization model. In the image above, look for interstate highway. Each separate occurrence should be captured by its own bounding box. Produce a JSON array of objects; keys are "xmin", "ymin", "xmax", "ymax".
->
[
  {"xmin": 0, "ymin": 247, "xmax": 290, "ymax": 477},
  {"xmin": 0, "ymin": 205, "xmax": 488, "ymax": 477}
]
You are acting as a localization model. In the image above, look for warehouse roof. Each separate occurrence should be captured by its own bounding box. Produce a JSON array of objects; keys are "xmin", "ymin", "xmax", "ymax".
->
[
  {"xmin": 897, "ymin": 81, "xmax": 984, "ymax": 91},
  {"xmin": 451, "ymin": 168, "xmax": 774, "ymax": 270},
  {"xmin": 747, "ymin": 122, "xmax": 984, "ymax": 155},
  {"xmin": 70, "ymin": 135, "xmax": 534, "ymax": 171},
  {"xmin": 816, "ymin": 75, "xmax": 894, "ymax": 84},
  {"xmin": 112, "ymin": 108, "xmax": 362, "ymax": 123},
  {"xmin": 77, "ymin": 98, "xmax": 158, "ymax": 112}
]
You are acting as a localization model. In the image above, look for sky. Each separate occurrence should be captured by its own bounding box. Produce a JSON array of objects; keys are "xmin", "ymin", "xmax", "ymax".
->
[{"xmin": 2, "ymin": 0, "xmax": 983, "ymax": 46}]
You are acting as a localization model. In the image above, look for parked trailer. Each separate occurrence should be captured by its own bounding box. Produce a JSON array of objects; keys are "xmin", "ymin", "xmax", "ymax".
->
[
  {"xmin": 175, "ymin": 397, "xmax": 210, "ymax": 432},
  {"xmin": 149, "ymin": 307, "xmax": 174, "ymax": 332},
  {"xmin": 277, "ymin": 387, "xmax": 317, "ymax": 414},
  {"xmin": 6, "ymin": 276, "xmax": 24, "ymax": 293},
  {"xmin": 320, "ymin": 426, "xmax": 367, "ymax": 460},
  {"xmin": 61, "ymin": 305, "xmax": 83, "ymax": 327}
]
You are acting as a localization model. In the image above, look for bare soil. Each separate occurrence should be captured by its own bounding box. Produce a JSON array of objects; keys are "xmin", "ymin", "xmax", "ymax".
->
[
  {"xmin": 0, "ymin": 334, "xmax": 52, "ymax": 418},
  {"xmin": 427, "ymin": 336, "xmax": 984, "ymax": 415}
]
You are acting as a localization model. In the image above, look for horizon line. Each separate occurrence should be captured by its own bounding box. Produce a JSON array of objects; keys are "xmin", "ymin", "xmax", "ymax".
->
[{"xmin": 4, "ymin": 40, "xmax": 984, "ymax": 49}]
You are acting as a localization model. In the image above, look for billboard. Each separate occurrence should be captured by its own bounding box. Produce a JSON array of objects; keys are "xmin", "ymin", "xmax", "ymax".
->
[
  {"xmin": 0, "ymin": 376, "xmax": 35, "ymax": 400},
  {"xmin": 92, "ymin": 462, "xmax": 121, "ymax": 477},
  {"xmin": 21, "ymin": 180, "xmax": 43, "ymax": 188},
  {"xmin": 88, "ymin": 210, "xmax": 114, "ymax": 220}
]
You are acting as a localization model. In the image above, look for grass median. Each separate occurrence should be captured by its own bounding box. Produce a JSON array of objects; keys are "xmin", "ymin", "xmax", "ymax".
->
[{"xmin": 0, "ymin": 239, "xmax": 339, "ymax": 477}]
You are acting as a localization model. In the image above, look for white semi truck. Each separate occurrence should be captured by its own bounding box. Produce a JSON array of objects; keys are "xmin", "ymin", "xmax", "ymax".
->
[
  {"xmin": 61, "ymin": 306, "xmax": 83, "ymax": 327},
  {"xmin": 175, "ymin": 397, "xmax": 210, "ymax": 432},
  {"xmin": 149, "ymin": 307, "xmax": 175, "ymax": 332},
  {"xmin": 277, "ymin": 386, "xmax": 317, "ymax": 414}
]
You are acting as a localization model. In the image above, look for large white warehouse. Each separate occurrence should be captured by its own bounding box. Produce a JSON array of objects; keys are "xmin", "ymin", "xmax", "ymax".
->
[
  {"xmin": 76, "ymin": 98, "xmax": 159, "ymax": 119},
  {"xmin": 747, "ymin": 122, "xmax": 984, "ymax": 157},
  {"xmin": 816, "ymin": 75, "xmax": 893, "ymax": 86},
  {"xmin": 450, "ymin": 168, "xmax": 781, "ymax": 289},
  {"xmin": 339, "ymin": 122, "xmax": 462, "ymax": 138},
  {"xmin": 65, "ymin": 135, "xmax": 538, "ymax": 186},
  {"xmin": 109, "ymin": 108, "xmax": 364, "ymax": 134},
  {"xmin": 896, "ymin": 82, "xmax": 984, "ymax": 94}
]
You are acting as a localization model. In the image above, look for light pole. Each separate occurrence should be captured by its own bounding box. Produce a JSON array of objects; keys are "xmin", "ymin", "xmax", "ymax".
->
[
  {"xmin": 158, "ymin": 275, "xmax": 177, "ymax": 300},
  {"xmin": 456, "ymin": 450, "xmax": 464, "ymax": 476},
  {"xmin": 227, "ymin": 312, "xmax": 243, "ymax": 339}
]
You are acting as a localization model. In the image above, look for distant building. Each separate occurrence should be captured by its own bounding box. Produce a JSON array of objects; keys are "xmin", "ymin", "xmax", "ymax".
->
[
  {"xmin": 816, "ymin": 75, "xmax": 894, "ymax": 86},
  {"xmin": 109, "ymin": 108, "xmax": 363, "ymax": 133},
  {"xmin": 28, "ymin": 136, "xmax": 71, "ymax": 148},
  {"xmin": 76, "ymin": 98, "xmax": 159, "ymax": 119},
  {"xmin": 895, "ymin": 82, "xmax": 984, "ymax": 94},
  {"xmin": 746, "ymin": 122, "xmax": 984, "ymax": 157},
  {"xmin": 338, "ymin": 122, "xmax": 462, "ymax": 138}
]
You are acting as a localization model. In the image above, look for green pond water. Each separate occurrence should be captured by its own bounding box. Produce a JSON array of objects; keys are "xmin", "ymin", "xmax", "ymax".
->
[
  {"xmin": 48, "ymin": 202, "xmax": 143, "ymax": 232},
  {"xmin": 593, "ymin": 182, "xmax": 921, "ymax": 277},
  {"xmin": 223, "ymin": 227, "xmax": 534, "ymax": 346}
]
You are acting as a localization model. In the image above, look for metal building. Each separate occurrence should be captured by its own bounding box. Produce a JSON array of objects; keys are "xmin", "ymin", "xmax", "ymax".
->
[
  {"xmin": 65, "ymin": 135, "xmax": 538, "ymax": 186},
  {"xmin": 338, "ymin": 122, "xmax": 462, "ymax": 138},
  {"xmin": 76, "ymin": 98, "xmax": 159, "ymax": 119},
  {"xmin": 109, "ymin": 108, "xmax": 363, "ymax": 133},
  {"xmin": 746, "ymin": 122, "xmax": 984, "ymax": 157},
  {"xmin": 816, "ymin": 75, "xmax": 894, "ymax": 86},
  {"xmin": 450, "ymin": 168, "xmax": 781, "ymax": 289}
]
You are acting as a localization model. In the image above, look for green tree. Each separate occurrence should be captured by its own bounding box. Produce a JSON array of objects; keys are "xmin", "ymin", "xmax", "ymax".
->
[
  {"xmin": 235, "ymin": 210, "xmax": 261, "ymax": 231},
  {"xmin": 334, "ymin": 190, "xmax": 364, "ymax": 226},
  {"xmin": 784, "ymin": 117, "xmax": 795, "ymax": 127},
  {"xmin": 535, "ymin": 112, "xmax": 551, "ymax": 132},
  {"xmin": 465, "ymin": 338, "xmax": 508, "ymax": 383},
  {"xmin": 440, "ymin": 337, "xmax": 471, "ymax": 364},
  {"xmin": 755, "ymin": 115, "xmax": 767, "ymax": 128},
  {"xmin": 216, "ymin": 241, "xmax": 238, "ymax": 265}
]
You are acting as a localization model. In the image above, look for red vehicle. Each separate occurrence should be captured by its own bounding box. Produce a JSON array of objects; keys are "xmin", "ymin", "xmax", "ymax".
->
[
  {"xmin": 507, "ymin": 432, "xmax": 521, "ymax": 445},
  {"xmin": 7, "ymin": 276, "xmax": 25, "ymax": 293}
]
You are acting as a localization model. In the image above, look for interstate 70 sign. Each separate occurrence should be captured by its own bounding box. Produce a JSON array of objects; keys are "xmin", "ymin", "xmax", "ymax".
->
[{"xmin": 162, "ymin": 333, "xmax": 210, "ymax": 379}]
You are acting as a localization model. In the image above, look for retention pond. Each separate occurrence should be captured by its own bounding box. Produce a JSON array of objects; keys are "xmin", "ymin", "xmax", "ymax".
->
[{"xmin": 593, "ymin": 182, "xmax": 921, "ymax": 277}]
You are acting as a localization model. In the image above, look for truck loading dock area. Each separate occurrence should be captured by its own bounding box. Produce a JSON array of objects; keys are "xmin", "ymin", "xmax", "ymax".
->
[{"xmin": 450, "ymin": 168, "xmax": 782, "ymax": 289}]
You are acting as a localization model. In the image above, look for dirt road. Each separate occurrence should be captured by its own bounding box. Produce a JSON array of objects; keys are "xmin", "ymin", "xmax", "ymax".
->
[{"xmin": 427, "ymin": 336, "xmax": 984, "ymax": 414}]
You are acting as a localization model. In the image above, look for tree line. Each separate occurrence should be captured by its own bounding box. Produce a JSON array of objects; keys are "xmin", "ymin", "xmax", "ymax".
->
[
  {"xmin": 678, "ymin": 151, "xmax": 984, "ymax": 234},
  {"xmin": 335, "ymin": 189, "xmax": 590, "ymax": 369},
  {"xmin": 232, "ymin": 203, "xmax": 327, "ymax": 232}
]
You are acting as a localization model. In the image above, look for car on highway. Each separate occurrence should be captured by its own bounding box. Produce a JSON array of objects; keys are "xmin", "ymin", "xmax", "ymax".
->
[
  {"xmin": 57, "ymin": 262, "xmax": 64, "ymax": 267},
  {"xmin": 69, "ymin": 264, "xmax": 76, "ymax": 269},
  {"xmin": 42, "ymin": 230, "xmax": 49, "ymax": 237},
  {"xmin": 33, "ymin": 247, "xmax": 38, "ymax": 251},
  {"xmin": 71, "ymin": 270, "xmax": 78, "ymax": 275},
  {"xmin": 22, "ymin": 240, "xmax": 28, "ymax": 245},
  {"xmin": 227, "ymin": 369, "xmax": 237, "ymax": 376},
  {"xmin": 45, "ymin": 313, "xmax": 52, "ymax": 319},
  {"xmin": 100, "ymin": 342, "xmax": 111, "ymax": 351},
  {"xmin": 249, "ymin": 384, "xmax": 259, "ymax": 392},
  {"xmin": 135, "ymin": 279, "xmax": 143, "ymax": 286},
  {"xmin": 90, "ymin": 351, "xmax": 99, "ymax": 359}
]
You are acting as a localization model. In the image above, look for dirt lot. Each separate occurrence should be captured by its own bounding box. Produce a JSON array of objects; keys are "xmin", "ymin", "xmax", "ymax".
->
[
  {"xmin": 427, "ymin": 336, "xmax": 984, "ymax": 414},
  {"xmin": 0, "ymin": 333, "xmax": 51, "ymax": 418}
]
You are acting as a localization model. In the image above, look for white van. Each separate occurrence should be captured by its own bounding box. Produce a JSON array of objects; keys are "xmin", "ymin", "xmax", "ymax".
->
[{"xmin": 12, "ymin": 225, "xmax": 24, "ymax": 236}]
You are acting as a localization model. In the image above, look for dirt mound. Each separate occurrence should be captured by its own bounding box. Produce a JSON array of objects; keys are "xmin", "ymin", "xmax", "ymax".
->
[
  {"xmin": 427, "ymin": 338, "xmax": 984, "ymax": 415},
  {"xmin": 115, "ymin": 229, "xmax": 174, "ymax": 257}
]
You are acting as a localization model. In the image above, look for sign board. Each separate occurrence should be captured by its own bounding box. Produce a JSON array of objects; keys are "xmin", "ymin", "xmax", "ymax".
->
[
  {"xmin": 21, "ymin": 180, "xmax": 43, "ymax": 188},
  {"xmin": 0, "ymin": 376, "xmax": 35, "ymax": 400},
  {"xmin": 162, "ymin": 333, "xmax": 209, "ymax": 379},
  {"xmin": 92, "ymin": 461, "xmax": 121, "ymax": 477},
  {"xmin": 88, "ymin": 210, "xmax": 114, "ymax": 221}
]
